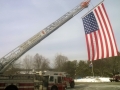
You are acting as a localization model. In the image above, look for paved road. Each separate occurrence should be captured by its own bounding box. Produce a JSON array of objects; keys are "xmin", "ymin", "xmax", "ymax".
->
[{"xmin": 67, "ymin": 82, "xmax": 120, "ymax": 90}]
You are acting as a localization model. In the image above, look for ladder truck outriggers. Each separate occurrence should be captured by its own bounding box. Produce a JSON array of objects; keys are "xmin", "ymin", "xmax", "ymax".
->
[{"xmin": 0, "ymin": 0, "xmax": 90, "ymax": 90}]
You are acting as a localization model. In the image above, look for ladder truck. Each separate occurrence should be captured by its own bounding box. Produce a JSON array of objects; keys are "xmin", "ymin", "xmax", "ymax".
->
[{"xmin": 0, "ymin": 0, "xmax": 90, "ymax": 90}]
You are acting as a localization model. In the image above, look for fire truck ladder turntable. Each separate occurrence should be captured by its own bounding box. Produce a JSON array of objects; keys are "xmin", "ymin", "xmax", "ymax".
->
[{"xmin": 0, "ymin": 0, "xmax": 90, "ymax": 74}]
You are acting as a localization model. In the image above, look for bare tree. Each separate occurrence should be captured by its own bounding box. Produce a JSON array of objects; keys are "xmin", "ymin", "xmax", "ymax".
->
[
  {"xmin": 41, "ymin": 58, "xmax": 50, "ymax": 71},
  {"xmin": 33, "ymin": 53, "xmax": 50, "ymax": 71},
  {"xmin": 54, "ymin": 54, "xmax": 68, "ymax": 71},
  {"xmin": 23, "ymin": 55, "xmax": 33, "ymax": 74},
  {"xmin": 4, "ymin": 59, "xmax": 22, "ymax": 75},
  {"xmin": 62, "ymin": 60, "xmax": 78, "ymax": 78},
  {"xmin": 33, "ymin": 53, "xmax": 43, "ymax": 70}
]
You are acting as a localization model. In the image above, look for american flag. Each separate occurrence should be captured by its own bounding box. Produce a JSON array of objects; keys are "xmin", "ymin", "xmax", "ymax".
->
[{"xmin": 82, "ymin": 3, "xmax": 118, "ymax": 61}]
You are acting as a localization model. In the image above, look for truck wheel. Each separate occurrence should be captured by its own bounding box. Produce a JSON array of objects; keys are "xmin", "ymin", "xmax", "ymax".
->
[
  {"xmin": 70, "ymin": 82, "xmax": 75, "ymax": 88},
  {"xmin": 51, "ymin": 86, "xmax": 58, "ymax": 90},
  {"xmin": 115, "ymin": 79, "xmax": 118, "ymax": 82},
  {"xmin": 5, "ymin": 85, "xmax": 18, "ymax": 90}
]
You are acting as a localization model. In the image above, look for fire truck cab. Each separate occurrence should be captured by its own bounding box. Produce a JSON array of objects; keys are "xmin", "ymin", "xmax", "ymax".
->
[
  {"xmin": 41, "ymin": 71, "xmax": 74, "ymax": 90},
  {"xmin": 43, "ymin": 74, "xmax": 66, "ymax": 90}
]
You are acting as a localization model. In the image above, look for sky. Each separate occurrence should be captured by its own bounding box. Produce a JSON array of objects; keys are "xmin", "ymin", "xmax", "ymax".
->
[{"xmin": 0, "ymin": 0, "xmax": 120, "ymax": 64}]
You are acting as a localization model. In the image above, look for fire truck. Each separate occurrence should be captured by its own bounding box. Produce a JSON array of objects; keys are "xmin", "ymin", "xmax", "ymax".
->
[
  {"xmin": 42, "ymin": 71, "xmax": 75, "ymax": 88},
  {"xmin": 0, "ymin": 0, "xmax": 90, "ymax": 90},
  {"xmin": 110, "ymin": 74, "xmax": 120, "ymax": 82}
]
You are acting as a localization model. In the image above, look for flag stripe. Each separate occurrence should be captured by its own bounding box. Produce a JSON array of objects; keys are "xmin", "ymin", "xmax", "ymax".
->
[
  {"xmin": 94, "ymin": 8, "xmax": 107, "ymax": 58},
  {"xmin": 95, "ymin": 9, "xmax": 106, "ymax": 59},
  {"xmin": 101, "ymin": 3, "xmax": 118, "ymax": 56},
  {"xmin": 88, "ymin": 35, "xmax": 92, "ymax": 60},
  {"xmin": 98, "ymin": 30, "xmax": 103, "ymax": 59},
  {"xmin": 93, "ymin": 33, "xmax": 96, "ymax": 60},
  {"xmin": 98, "ymin": 6, "xmax": 110, "ymax": 58},
  {"xmin": 86, "ymin": 34, "xmax": 93, "ymax": 60},
  {"xmin": 95, "ymin": 30, "xmax": 101, "ymax": 59},
  {"xmin": 90, "ymin": 33, "xmax": 95, "ymax": 60},
  {"xmin": 85, "ymin": 35, "xmax": 90, "ymax": 60},
  {"xmin": 94, "ymin": 31, "xmax": 99, "ymax": 60},
  {"xmin": 98, "ymin": 5, "xmax": 113, "ymax": 57},
  {"xmin": 100, "ymin": 4, "xmax": 113, "ymax": 57}
]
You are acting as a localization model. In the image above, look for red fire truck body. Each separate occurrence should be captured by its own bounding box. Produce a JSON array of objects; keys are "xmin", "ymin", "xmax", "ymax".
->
[{"xmin": 0, "ymin": 74, "xmax": 42, "ymax": 90}]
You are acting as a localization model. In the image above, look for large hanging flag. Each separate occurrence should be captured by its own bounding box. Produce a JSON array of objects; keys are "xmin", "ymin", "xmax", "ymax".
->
[{"xmin": 82, "ymin": 2, "xmax": 118, "ymax": 61}]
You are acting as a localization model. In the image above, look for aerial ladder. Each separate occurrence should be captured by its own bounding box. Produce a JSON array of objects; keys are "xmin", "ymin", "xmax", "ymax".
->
[{"xmin": 0, "ymin": 0, "xmax": 90, "ymax": 74}]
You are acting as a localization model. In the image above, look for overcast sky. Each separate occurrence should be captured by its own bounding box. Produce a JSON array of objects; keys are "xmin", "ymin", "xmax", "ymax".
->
[{"xmin": 0, "ymin": 0, "xmax": 120, "ymax": 63}]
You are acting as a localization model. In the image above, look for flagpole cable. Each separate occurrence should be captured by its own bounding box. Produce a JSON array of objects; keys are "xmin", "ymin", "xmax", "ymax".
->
[
  {"xmin": 90, "ymin": 0, "xmax": 94, "ymax": 7},
  {"xmin": 87, "ymin": 0, "xmax": 94, "ymax": 14},
  {"xmin": 81, "ymin": 0, "xmax": 104, "ymax": 18},
  {"xmin": 90, "ymin": 0, "xmax": 94, "ymax": 8},
  {"xmin": 87, "ymin": 5, "xmax": 89, "ymax": 12}
]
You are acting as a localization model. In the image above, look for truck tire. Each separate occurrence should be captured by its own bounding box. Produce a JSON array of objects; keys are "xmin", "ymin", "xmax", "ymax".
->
[
  {"xmin": 70, "ymin": 82, "xmax": 75, "ymax": 88},
  {"xmin": 110, "ymin": 80, "xmax": 113, "ymax": 82},
  {"xmin": 5, "ymin": 85, "xmax": 18, "ymax": 90},
  {"xmin": 51, "ymin": 86, "xmax": 58, "ymax": 90},
  {"xmin": 115, "ymin": 79, "xmax": 118, "ymax": 82}
]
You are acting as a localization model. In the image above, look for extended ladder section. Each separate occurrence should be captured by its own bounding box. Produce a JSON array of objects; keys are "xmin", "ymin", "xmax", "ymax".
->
[{"xmin": 0, "ymin": 0, "xmax": 90, "ymax": 74}]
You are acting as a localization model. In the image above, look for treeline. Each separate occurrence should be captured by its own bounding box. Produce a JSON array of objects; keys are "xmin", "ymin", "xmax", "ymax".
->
[{"xmin": 4, "ymin": 53, "xmax": 120, "ymax": 78}]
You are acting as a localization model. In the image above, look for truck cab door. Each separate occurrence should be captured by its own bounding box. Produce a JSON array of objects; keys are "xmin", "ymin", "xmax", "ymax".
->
[{"xmin": 57, "ymin": 76, "xmax": 65, "ymax": 90}]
